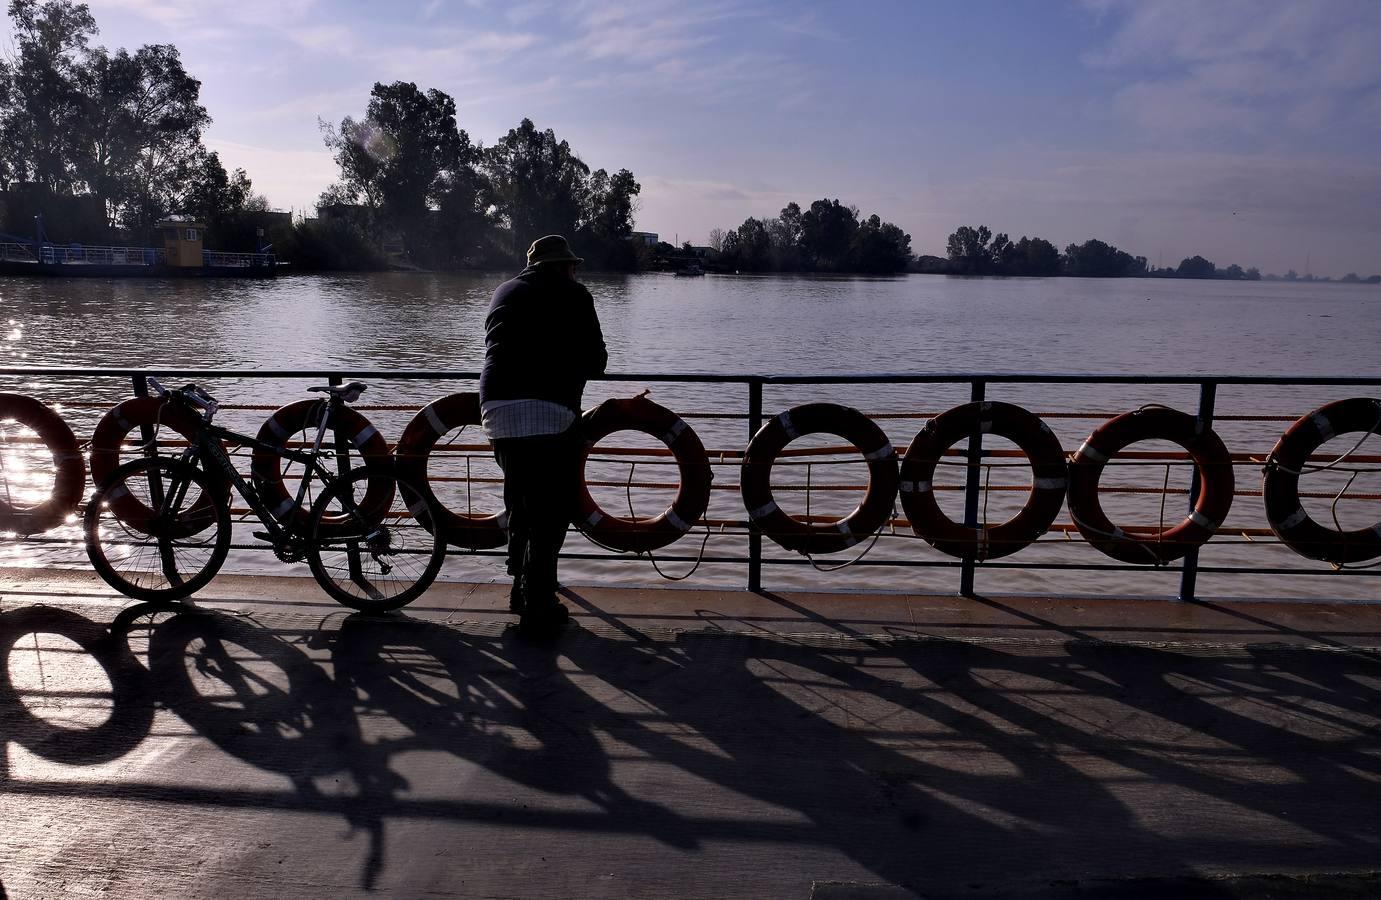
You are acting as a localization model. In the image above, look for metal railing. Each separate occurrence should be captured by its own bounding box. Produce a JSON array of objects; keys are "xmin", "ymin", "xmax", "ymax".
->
[
  {"xmin": 2, "ymin": 365, "xmax": 1380, "ymax": 601},
  {"xmin": 202, "ymin": 250, "xmax": 274, "ymax": 268},
  {"xmin": 0, "ymin": 242, "xmax": 37, "ymax": 263},
  {"xmin": 32, "ymin": 245, "xmax": 166, "ymax": 266}
]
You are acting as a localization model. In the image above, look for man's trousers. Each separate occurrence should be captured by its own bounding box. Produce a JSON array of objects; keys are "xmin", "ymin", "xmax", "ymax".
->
[{"xmin": 491, "ymin": 425, "xmax": 582, "ymax": 605}]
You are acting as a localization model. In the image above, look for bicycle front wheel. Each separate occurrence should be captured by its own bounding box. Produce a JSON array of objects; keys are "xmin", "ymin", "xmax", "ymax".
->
[
  {"xmin": 84, "ymin": 457, "xmax": 231, "ymax": 603},
  {"xmin": 305, "ymin": 467, "xmax": 445, "ymax": 612}
]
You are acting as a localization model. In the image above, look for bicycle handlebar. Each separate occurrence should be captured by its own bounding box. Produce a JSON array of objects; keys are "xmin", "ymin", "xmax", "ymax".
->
[{"xmin": 144, "ymin": 376, "xmax": 218, "ymax": 418}]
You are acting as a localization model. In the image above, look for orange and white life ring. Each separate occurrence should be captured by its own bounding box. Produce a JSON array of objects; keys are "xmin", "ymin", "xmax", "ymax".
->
[
  {"xmin": 394, "ymin": 392, "xmax": 507, "ymax": 549},
  {"xmin": 251, "ymin": 399, "xmax": 394, "ymax": 531},
  {"xmin": 899, "ymin": 400, "xmax": 1066, "ymax": 560},
  {"xmin": 741, "ymin": 403, "xmax": 898, "ymax": 555},
  {"xmin": 1263, "ymin": 397, "xmax": 1381, "ymax": 564},
  {"xmin": 0, "ymin": 393, "xmax": 86, "ymax": 534},
  {"xmin": 89, "ymin": 396, "xmax": 226, "ymax": 531},
  {"xmin": 1067, "ymin": 407, "xmax": 1234, "ymax": 565},
  {"xmin": 576, "ymin": 396, "xmax": 712, "ymax": 552}
]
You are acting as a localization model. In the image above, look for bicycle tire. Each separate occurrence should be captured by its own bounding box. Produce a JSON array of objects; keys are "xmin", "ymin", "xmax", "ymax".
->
[
  {"xmin": 305, "ymin": 467, "xmax": 445, "ymax": 612},
  {"xmin": 85, "ymin": 457, "xmax": 231, "ymax": 603}
]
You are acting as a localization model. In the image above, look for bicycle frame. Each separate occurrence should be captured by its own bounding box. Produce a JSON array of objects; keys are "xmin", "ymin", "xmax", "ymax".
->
[{"xmin": 165, "ymin": 399, "xmax": 346, "ymax": 541}]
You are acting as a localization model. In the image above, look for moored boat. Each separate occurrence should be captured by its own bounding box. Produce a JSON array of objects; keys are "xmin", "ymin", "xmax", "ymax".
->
[{"xmin": 0, "ymin": 220, "xmax": 279, "ymax": 279}]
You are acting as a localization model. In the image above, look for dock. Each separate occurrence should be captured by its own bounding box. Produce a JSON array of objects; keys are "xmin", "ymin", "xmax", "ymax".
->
[{"xmin": 2, "ymin": 568, "xmax": 1380, "ymax": 898}]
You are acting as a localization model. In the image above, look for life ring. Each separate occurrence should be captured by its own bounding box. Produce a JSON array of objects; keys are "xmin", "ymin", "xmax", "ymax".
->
[
  {"xmin": 251, "ymin": 399, "xmax": 394, "ymax": 531},
  {"xmin": 1263, "ymin": 397, "xmax": 1381, "ymax": 564},
  {"xmin": 0, "ymin": 393, "xmax": 86, "ymax": 534},
  {"xmin": 1068, "ymin": 407, "xmax": 1234, "ymax": 565},
  {"xmin": 576, "ymin": 396, "xmax": 712, "ymax": 552},
  {"xmin": 90, "ymin": 396, "xmax": 227, "ymax": 531},
  {"xmin": 899, "ymin": 401, "xmax": 1066, "ymax": 560},
  {"xmin": 741, "ymin": 403, "xmax": 898, "ymax": 555},
  {"xmin": 394, "ymin": 392, "xmax": 506, "ymax": 549}
]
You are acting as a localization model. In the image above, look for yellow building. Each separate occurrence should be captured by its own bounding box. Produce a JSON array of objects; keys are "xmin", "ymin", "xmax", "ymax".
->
[{"xmin": 156, "ymin": 220, "xmax": 205, "ymax": 268}]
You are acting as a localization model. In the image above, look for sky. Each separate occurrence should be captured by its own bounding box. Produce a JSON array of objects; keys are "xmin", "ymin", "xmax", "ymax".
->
[{"xmin": 16, "ymin": 0, "xmax": 1381, "ymax": 275}]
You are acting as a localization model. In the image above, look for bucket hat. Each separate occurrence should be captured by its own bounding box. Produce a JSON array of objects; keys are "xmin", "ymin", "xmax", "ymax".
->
[{"xmin": 526, "ymin": 234, "xmax": 583, "ymax": 267}]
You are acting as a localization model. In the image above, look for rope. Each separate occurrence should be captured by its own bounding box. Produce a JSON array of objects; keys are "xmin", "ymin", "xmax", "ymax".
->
[
  {"xmin": 805, "ymin": 507, "xmax": 893, "ymax": 572},
  {"xmin": 1158, "ymin": 463, "xmax": 1171, "ymax": 553},
  {"xmin": 624, "ymin": 462, "xmax": 639, "ymax": 524},
  {"xmin": 1267, "ymin": 410, "xmax": 1381, "ymax": 477},
  {"xmin": 646, "ymin": 529, "xmax": 713, "ymax": 580}
]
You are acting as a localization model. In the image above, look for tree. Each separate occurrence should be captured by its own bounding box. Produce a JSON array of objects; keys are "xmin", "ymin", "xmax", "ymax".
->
[
  {"xmin": 1176, "ymin": 255, "xmax": 1216, "ymax": 279},
  {"xmin": 946, "ymin": 224, "xmax": 993, "ymax": 274},
  {"xmin": 707, "ymin": 227, "xmax": 726, "ymax": 253},
  {"xmin": 849, "ymin": 213, "xmax": 911, "ymax": 273},
  {"xmin": 323, "ymin": 81, "xmax": 478, "ymax": 256},
  {"xmin": 799, "ymin": 198, "xmax": 859, "ymax": 270},
  {"xmin": 0, "ymin": 0, "xmax": 266, "ymax": 240},
  {"xmin": 1064, "ymin": 239, "xmax": 1144, "ymax": 277},
  {"xmin": 578, "ymin": 166, "xmax": 640, "ymax": 268},
  {"xmin": 729, "ymin": 217, "xmax": 772, "ymax": 270},
  {"xmin": 0, "ymin": 0, "xmax": 97, "ymax": 191},
  {"xmin": 989, "ymin": 232, "xmax": 1012, "ymax": 271},
  {"xmin": 485, "ymin": 117, "xmax": 591, "ymax": 259},
  {"xmin": 73, "ymin": 42, "xmax": 211, "ymax": 227},
  {"xmin": 1012, "ymin": 236, "xmax": 1061, "ymax": 276}
]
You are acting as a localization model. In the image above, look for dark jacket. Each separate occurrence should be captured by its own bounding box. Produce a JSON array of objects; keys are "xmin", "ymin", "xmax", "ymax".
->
[{"xmin": 478, "ymin": 266, "xmax": 608, "ymax": 412}]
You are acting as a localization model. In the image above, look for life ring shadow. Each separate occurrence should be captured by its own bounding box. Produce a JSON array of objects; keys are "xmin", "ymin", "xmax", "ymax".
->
[{"xmin": 0, "ymin": 605, "xmax": 154, "ymax": 766}]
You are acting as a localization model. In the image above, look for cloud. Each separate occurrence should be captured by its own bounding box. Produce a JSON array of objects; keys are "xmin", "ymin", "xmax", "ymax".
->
[
  {"xmin": 1083, "ymin": 0, "xmax": 1381, "ymax": 138},
  {"xmin": 777, "ymin": 11, "xmax": 840, "ymax": 42}
]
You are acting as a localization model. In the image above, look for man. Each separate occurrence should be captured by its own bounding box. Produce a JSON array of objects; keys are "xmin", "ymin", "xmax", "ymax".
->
[{"xmin": 479, "ymin": 235, "xmax": 607, "ymax": 630}]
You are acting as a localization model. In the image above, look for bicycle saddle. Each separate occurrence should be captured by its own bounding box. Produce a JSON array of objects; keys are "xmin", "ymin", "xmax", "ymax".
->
[{"xmin": 308, "ymin": 381, "xmax": 368, "ymax": 402}]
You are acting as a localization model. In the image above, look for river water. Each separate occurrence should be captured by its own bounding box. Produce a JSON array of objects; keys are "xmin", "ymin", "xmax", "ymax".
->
[{"xmin": 1, "ymin": 271, "xmax": 1379, "ymax": 601}]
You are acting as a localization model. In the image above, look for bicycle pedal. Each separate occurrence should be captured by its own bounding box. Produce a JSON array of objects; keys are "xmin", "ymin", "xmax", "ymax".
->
[{"xmin": 252, "ymin": 531, "xmax": 275, "ymax": 543}]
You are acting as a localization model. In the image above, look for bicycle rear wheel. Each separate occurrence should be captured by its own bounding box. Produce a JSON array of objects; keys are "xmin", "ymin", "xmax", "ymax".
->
[
  {"xmin": 84, "ymin": 457, "xmax": 231, "ymax": 603},
  {"xmin": 305, "ymin": 467, "xmax": 445, "ymax": 612}
]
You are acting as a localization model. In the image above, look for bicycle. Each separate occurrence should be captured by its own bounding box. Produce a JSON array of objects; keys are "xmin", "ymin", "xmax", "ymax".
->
[{"xmin": 83, "ymin": 378, "xmax": 446, "ymax": 612}]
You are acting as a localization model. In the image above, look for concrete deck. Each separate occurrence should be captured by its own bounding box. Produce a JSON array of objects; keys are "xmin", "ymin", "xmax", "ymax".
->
[{"xmin": 2, "ymin": 567, "xmax": 1380, "ymax": 898}]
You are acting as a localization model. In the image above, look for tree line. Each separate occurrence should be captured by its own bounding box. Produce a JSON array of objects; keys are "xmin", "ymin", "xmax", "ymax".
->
[
  {"xmin": 0, "ymin": 0, "xmax": 269, "ymax": 248},
  {"xmin": 940, "ymin": 225, "xmax": 1272, "ymax": 280},
  {"xmin": 946, "ymin": 225, "xmax": 1381, "ymax": 282},
  {"xmin": 707, "ymin": 199, "xmax": 913, "ymax": 274},
  {"xmin": 315, "ymin": 86, "xmax": 641, "ymax": 270}
]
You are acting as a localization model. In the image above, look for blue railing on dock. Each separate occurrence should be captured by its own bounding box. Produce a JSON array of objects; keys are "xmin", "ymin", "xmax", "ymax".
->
[{"xmin": 1, "ymin": 365, "xmax": 1379, "ymax": 601}]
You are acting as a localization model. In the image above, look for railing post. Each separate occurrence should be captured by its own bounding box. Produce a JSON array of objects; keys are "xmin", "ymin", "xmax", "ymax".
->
[
  {"xmin": 1179, "ymin": 381, "xmax": 1217, "ymax": 602},
  {"xmin": 329, "ymin": 375, "xmax": 365, "ymax": 584},
  {"xmin": 131, "ymin": 373, "xmax": 157, "ymax": 458},
  {"xmin": 959, "ymin": 380, "xmax": 986, "ymax": 598},
  {"xmin": 329, "ymin": 375, "xmax": 352, "ymax": 475},
  {"xmin": 133, "ymin": 372, "xmax": 180, "ymax": 585},
  {"xmin": 747, "ymin": 379, "xmax": 763, "ymax": 593}
]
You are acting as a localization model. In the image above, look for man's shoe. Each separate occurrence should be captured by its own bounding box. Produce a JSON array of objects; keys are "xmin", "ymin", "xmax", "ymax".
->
[
  {"xmin": 519, "ymin": 600, "xmax": 569, "ymax": 632},
  {"xmin": 508, "ymin": 584, "xmax": 525, "ymax": 614}
]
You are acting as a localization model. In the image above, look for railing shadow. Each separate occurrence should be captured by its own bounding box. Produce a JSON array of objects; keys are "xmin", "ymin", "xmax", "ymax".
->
[{"xmin": 3, "ymin": 600, "xmax": 1381, "ymax": 895}]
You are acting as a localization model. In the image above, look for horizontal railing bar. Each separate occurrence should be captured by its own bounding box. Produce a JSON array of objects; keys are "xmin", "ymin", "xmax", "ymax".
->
[{"xmin": 3, "ymin": 366, "xmax": 1381, "ymax": 386}]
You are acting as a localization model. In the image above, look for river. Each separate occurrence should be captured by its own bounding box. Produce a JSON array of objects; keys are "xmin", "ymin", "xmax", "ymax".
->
[{"xmin": 2, "ymin": 271, "xmax": 1379, "ymax": 601}]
